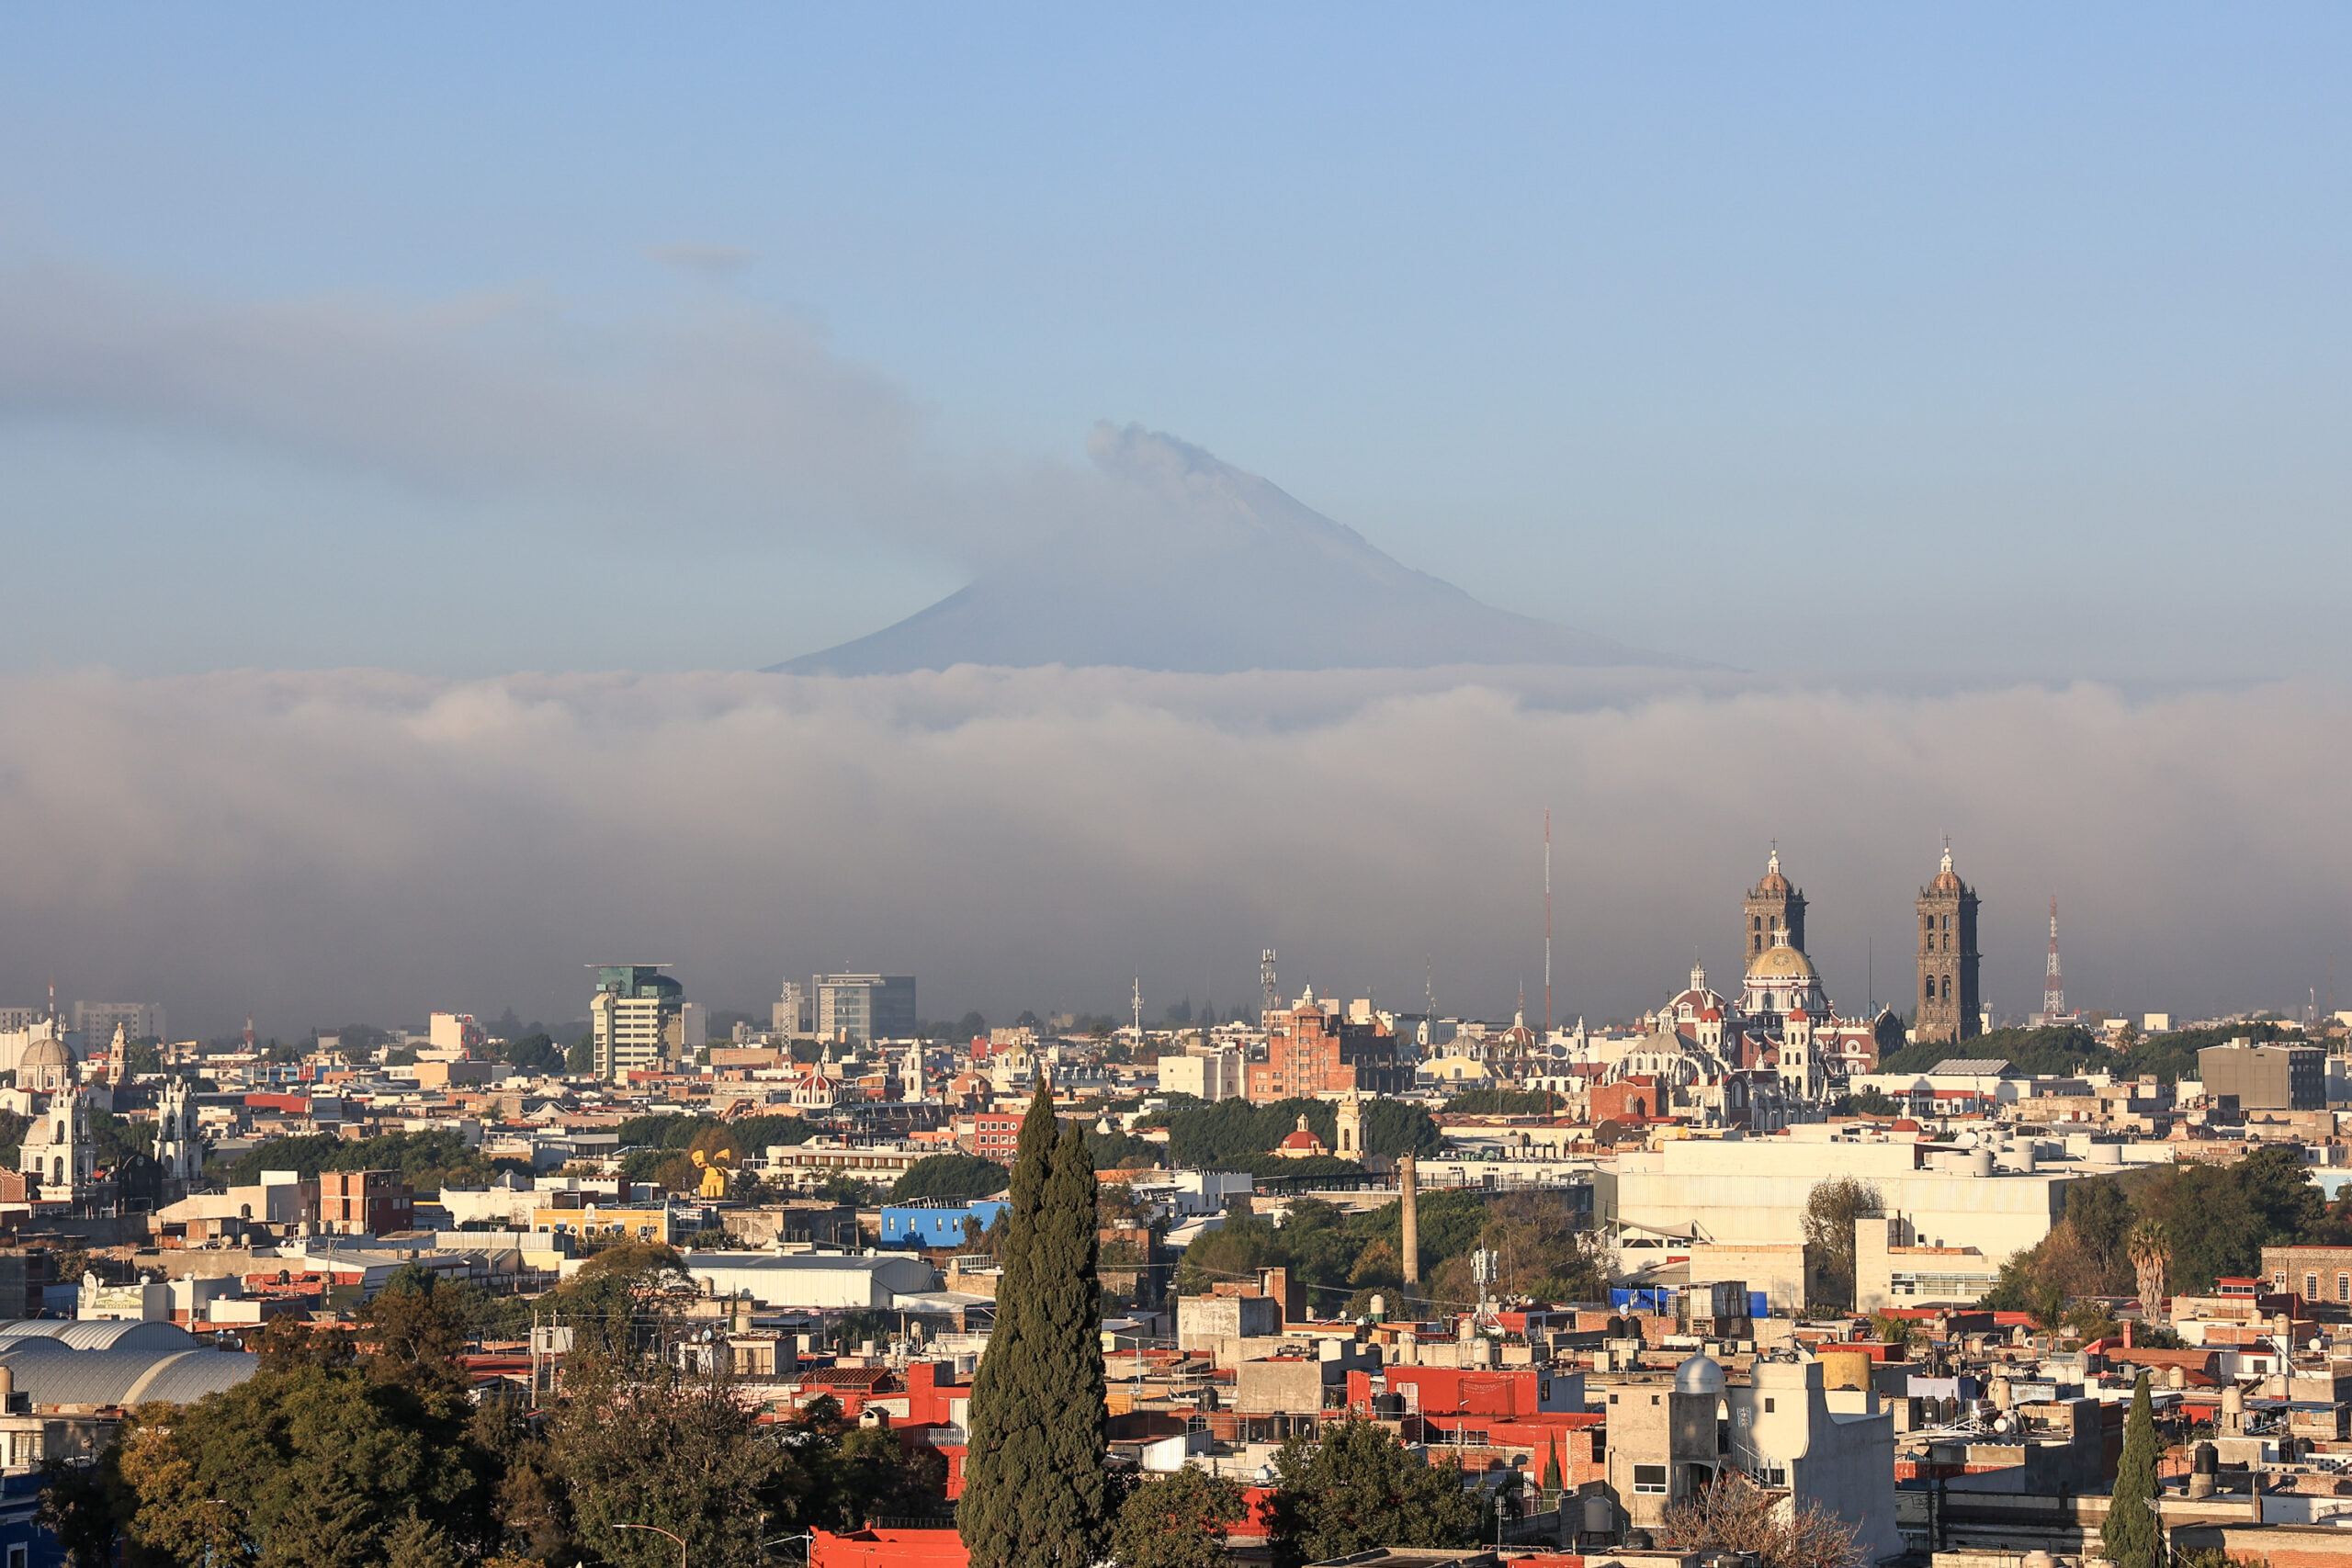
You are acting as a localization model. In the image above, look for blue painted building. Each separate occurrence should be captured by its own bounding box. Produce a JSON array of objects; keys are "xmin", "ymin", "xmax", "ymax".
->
[
  {"xmin": 0, "ymin": 1468, "xmax": 66, "ymax": 1568},
  {"xmin": 878, "ymin": 1200, "xmax": 1011, "ymax": 1250}
]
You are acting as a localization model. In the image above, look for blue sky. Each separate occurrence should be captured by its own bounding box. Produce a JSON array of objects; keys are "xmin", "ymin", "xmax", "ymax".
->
[{"xmin": 4, "ymin": 7, "xmax": 2348, "ymax": 677}]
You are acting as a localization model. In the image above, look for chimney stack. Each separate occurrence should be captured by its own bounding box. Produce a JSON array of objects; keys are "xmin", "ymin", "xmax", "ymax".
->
[{"xmin": 1400, "ymin": 1154, "xmax": 1420, "ymax": 1289}]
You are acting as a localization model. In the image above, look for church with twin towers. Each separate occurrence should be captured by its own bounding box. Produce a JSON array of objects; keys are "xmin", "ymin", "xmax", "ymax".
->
[{"xmin": 1735, "ymin": 840, "xmax": 1983, "ymax": 1050}]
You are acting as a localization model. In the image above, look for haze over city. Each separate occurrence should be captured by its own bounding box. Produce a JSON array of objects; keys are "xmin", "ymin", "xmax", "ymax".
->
[{"xmin": 3, "ymin": 8, "xmax": 2347, "ymax": 1035}]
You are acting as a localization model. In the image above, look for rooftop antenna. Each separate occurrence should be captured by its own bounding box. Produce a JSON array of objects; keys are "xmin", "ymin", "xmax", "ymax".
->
[
  {"xmin": 2043, "ymin": 897, "xmax": 2065, "ymax": 1021},
  {"xmin": 1544, "ymin": 809, "xmax": 1554, "ymax": 1039},
  {"xmin": 1260, "ymin": 950, "xmax": 1278, "ymax": 1025}
]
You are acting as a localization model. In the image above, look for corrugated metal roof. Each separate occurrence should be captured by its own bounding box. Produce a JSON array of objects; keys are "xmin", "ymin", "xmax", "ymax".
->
[
  {"xmin": 0, "ymin": 1344, "xmax": 256, "ymax": 1407},
  {"xmin": 0, "ymin": 1320, "xmax": 203, "ymax": 1352}
]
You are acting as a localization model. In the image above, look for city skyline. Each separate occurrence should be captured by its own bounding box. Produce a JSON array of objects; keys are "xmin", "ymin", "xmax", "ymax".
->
[{"xmin": 0, "ymin": 13, "xmax": 2346, "ymax": 1040}]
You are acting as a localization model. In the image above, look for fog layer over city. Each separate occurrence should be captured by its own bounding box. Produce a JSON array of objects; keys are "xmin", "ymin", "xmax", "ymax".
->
[{"xmin": 0, "ymin": 664, "xmax": 2335, "ymax": 1037}]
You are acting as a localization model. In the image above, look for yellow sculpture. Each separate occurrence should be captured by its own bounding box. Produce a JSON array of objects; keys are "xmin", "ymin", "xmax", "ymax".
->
[{"xmin": 691, "ymin": 1146, "xmax": 736, "ymax": 1199}]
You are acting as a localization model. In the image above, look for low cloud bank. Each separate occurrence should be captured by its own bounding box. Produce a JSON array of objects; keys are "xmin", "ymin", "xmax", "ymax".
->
[{"xmin": 0, "ymin": 666, "xmax": 2336, "ymax": 1037}]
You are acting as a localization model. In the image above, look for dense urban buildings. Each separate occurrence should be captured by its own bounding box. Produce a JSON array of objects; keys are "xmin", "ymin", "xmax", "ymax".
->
[{"xmin": 1, "ymin": 849, "xmax": 2346, "ymax": 1568}]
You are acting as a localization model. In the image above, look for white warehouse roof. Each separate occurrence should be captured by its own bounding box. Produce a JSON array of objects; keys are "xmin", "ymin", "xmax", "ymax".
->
[{"xmin": 677, "ymin": 1252, "xmax": 939, "ymax": 1310}]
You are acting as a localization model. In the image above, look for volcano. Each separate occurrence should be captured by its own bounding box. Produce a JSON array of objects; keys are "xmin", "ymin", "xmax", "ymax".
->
[{"xmin": 773, "ymin": 425, "xmax": 1690, "ymax": 675}]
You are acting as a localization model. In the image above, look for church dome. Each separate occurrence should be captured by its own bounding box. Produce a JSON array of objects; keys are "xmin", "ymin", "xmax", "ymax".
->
[
  {"xmin": 1928, "ymin": 845, "xmax": 1966, "ymax": 894},
  {"xmin": 21, "ymin": 1038, "xmax": 71, "ymax": 1070},
  {"xmin": 1673, "ymin": 1353, "xmax": 1725, "ymax": 1395},
  {"xmin": 1746, "ymin": 943, "xmax": 1817, "ymax": 980}
]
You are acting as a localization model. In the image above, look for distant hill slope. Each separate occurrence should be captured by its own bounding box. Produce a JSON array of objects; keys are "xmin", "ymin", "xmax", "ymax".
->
[{"xmin": 773, "ymin": 425, "xmax": 1692, "ymax": 676}]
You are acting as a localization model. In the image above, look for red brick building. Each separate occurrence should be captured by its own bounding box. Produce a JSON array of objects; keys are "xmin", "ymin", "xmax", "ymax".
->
[
  {"xmin": 318, "ymin": 1168, "xmax": 413, "ymax": 1235},
  {"xmin": 959, "ymin": 1112, "xmax": 1022, "ymax": 1159},
  {"xmin": 1246, "ymin": 990, "xmax": 1408, "ymax": 1104},
  {"xmin": 1589, "ymin": 1076, "xmax": 1663, "ymax": 1125}
]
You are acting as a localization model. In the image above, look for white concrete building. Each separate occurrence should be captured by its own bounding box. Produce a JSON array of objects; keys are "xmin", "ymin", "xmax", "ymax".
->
[
  {"xmin": 1158, "ymin": 1046, "xmax": 1246, "ymax": 1102},
  {"xmin": 1612, "ymin": 1133, "xmax": 2082, "ymax": 1264},
  {"xmin": 676, "ymin": 1251, "xmax": 938, "ymax": 1309},
  {"xmin": 1724, "ymin": 1357, "xmax": 1901, "ymax": 1565}
]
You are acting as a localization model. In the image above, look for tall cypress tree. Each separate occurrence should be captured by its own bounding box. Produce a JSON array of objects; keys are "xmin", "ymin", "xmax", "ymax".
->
[
  {"xmin": 960, "ymin": 1086, "xmax": 1107, "ymax": 1568},
  {"xmin": 1033, "ymin": 1120, "xmax": 1109, "ymax": 1560},
  {"xmin": 2101, "ymin": 1371, "xmax": 2160, "ymax": 1568},
  {"xmin": 961, "ymin": 1082, "xmax": 1057, "ymax": 1568}
]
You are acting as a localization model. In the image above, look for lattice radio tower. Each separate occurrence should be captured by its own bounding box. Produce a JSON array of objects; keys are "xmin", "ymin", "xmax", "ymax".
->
[
  {"xmin": 1260, "ymin": 949, "xmax": 1279, "ymax": 1024},
  {"xmin": 2043, "ymin": 897, "xmax": 2066, "ymax": 1020}
]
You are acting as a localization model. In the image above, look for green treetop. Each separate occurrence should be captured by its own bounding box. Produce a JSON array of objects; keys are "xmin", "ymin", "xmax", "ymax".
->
[{"xmin": 2101, "ymin": 1371, "xmax": 2161, "ymax": 1568}]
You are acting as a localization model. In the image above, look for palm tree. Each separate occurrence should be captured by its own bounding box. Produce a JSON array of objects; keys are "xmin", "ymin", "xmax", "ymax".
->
[{"xmin": 2126, "ymin": 1221, "xmax": 2171, "ymax": 1327}]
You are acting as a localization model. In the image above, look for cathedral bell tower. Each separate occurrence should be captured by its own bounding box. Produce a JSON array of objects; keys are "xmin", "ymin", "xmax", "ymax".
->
[
  {"xmin": 1916, "ymin": 843, "xmax": 1981, "ymax": 1044},
  {"xmin": 1744, "ymin": 848, "xmax": 1807, "ymax": 960}
]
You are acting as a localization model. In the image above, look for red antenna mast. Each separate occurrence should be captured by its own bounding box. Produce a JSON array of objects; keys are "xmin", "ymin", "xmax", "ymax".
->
[{"xmin": 2043, "ymin": 897, "xmax": 2065, "ymax": 1021}]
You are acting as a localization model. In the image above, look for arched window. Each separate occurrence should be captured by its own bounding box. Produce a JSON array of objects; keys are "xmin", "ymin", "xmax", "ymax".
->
[
  {"xmin": 1943, "ymin": 914, "xmax": 1951, "ymax": 930},
  {"xmin": 1943, "ymin": 933, "xmax": 1951, "ymax": 952},
  {"xmin": 1924, "ymin": 976, "xmax": 1936, "ymax": 1002},
  {"xmin": 1941, "ymin": 976, "xmax": 1952, "ymax": 1001}
]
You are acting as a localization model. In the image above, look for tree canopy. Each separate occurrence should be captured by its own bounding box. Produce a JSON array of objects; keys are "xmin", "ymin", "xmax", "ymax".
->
[
  {"xmin": 53, "ymin": 1243, "xmax": 945, "ymax": 1568},
  {"xmin": 1801, "ymin": 1176, "xmax": 1883, "ymax": 1313},
  {"xmin": 1988, "ymin": 1145, "xmax": 2325, "ymax": 1311},
  {"xmin": 1112, "ymin": 1468, "xmax": 1250, "ymax": 1568},
  {"xmin": 215, "ymin": 1130, "xmax": 528, "ymax": 1196},
  {"xmin": 1178, "ymin": 1188, "xmax": 1502, "ymax": 1316},
  {"xmin": 1880, "ymin": 1020, "xmax": 2300, "ymax": 1085},
  {"xmin": 1265, "ymin": 1418, "xmax": 1476, "ymax": 1568},
  {"xmin": 1162, "ymin": 1097, "xmax": 1440, "ymax": 1168}
]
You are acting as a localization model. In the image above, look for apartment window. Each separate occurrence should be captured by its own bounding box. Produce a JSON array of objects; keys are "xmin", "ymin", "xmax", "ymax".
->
[
  {"xmin": 1764, "ymin": 1398, "xmax": 1775, "ymax": 1414},
  {"xmin": 2338, "ymin": 1272, "xmax": 2349, "ymax": 1303},
  {"xmin": 2308, "ymin": 1272, "xmax": 2321, "ymax": 1300},
  {"xmin": 1758, "ymin": 1466, "xmax": 1789, "ymax": 1487},
  {"xmin": 1633, "ymin": 1465, "xmax": 1668, "ymax": 1495},
  {"xmin": 1651, "ymin": 1394, "xmax": 1661, "ymax": 1405}
]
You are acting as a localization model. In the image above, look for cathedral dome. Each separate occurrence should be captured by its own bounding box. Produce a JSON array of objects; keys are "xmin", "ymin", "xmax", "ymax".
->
[
  {"xmin": 1928, "ymin": 845, "xmax": 1966, "ymax": 894},
  {"xmin": 1746, "ymin": 943, "xmax": 1816, "ymax": 980},
  {"xmin": 20, "ymin": 1038, "xmax": 71, "ymax": 1070}
]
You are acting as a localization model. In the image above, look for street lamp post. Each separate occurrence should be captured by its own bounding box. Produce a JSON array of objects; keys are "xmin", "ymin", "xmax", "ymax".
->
[{"xmin": 612, "ymin": 1522, "xmax": 689, "ymax": 1568}]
